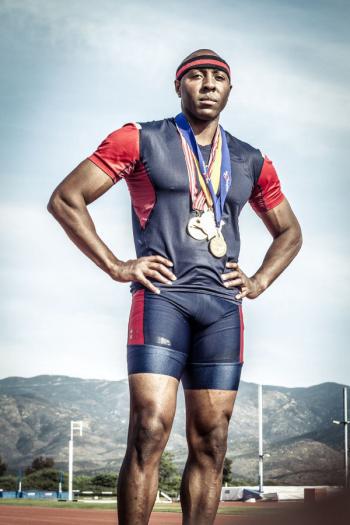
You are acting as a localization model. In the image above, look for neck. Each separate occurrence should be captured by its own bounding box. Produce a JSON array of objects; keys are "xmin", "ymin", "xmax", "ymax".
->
[{"xmin": 182, "ymin": 109, "xmax": 219, "ymax": 146}]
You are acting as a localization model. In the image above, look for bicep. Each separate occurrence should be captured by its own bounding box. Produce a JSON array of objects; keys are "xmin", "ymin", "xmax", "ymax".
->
[
  {"xmin": 50, "ymin": 123, "xmax": 140, "ymax": 207},
  {"xmin": 248, "ymin": 155, "xmax": 301, "ymax": 237},
  {"xmin": 50, "ymin": 158, "xmax": 116, "ymax": 207},
  {"xmin": 257, "ymin": 197, "xmax": 301, "ymax": 238}
]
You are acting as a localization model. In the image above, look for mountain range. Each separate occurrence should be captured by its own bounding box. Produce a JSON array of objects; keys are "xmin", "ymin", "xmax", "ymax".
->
[{"xmin": 0, "ymin": 375, "xmax": 348, "ymax": 485}]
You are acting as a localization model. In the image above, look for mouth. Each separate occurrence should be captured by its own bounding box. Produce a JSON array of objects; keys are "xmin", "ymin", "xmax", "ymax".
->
[{"xmin": 198, "ymin": 98, "xmax": 218, "ymax": 105}]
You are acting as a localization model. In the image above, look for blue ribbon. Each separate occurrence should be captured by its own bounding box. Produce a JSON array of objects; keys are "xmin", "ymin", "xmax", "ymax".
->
[{"xmin": 175, "ymin": 112, "xmax": 232, "ymax": 227}]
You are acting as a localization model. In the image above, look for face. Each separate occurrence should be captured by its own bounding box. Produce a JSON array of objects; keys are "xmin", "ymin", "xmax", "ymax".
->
[{"xmin": 175, "ymin": 68, "xmax": 232, "ymax": 121}]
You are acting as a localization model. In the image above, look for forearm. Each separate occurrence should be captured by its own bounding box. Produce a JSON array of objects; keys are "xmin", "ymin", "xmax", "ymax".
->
[
  {"xmin": 251, "ymin": 226, "xmax": 303, "ymax": 294},
  {"xmin": 47, "ymin": 193, "xmax": 120, "ymax": 276}
]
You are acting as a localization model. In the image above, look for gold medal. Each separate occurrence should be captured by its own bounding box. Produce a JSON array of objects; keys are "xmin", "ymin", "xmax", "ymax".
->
[
  {"xmin": 209, "ymin": 231, "xmax": 227, "ymax": 258},
  {"xmin": 187, "ymin": 216, "xmax": 207, "ymax": 240}
]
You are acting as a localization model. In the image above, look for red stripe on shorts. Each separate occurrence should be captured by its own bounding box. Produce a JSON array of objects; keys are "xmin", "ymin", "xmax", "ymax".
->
[
  {"xmin": 238, "ymin": 304, "xmax": 244, "ymax": 363},
  {"xmin": 127, "ymin": 289, "xmax": 145, "ymax": 345}
]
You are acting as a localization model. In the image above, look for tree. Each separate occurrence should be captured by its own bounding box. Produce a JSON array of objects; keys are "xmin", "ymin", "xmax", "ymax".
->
[
  {"xmin": 91, "ymin": 473, "xmax": 117, "ymax": 490},
  {"xmin": 74, "ymin": 475, "xmax": 93, "ymax": 491},
  {"xmin": 222, "ymin": 456, "xmax": 233, "ymax": 485},
  {"xmin": 0, "ymin": 456, "xmax": 7, "ymax": 477},
  {"xmin": 0, "ymin": 475, "xmax": 16, "ymax": 490},
  {"xmin": 22, "ymin": 468, "xmax": 61, "ymax": 490},
  {"xmin": 159, "ymin": 451, "xmax": 181, "ymax": 498},
  {"xmin": 25, "ymin": 456, "xmax": 55, "ymax": 475}
]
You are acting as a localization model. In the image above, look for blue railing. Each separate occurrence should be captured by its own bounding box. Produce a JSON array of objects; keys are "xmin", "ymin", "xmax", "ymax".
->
[{"xmin": 0, "ymin": 490, "xmax": 69, "ymax": 499}]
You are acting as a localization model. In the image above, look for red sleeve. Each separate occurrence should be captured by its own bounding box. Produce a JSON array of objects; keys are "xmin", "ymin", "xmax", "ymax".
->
[
  {"xmin": 249, "ymin": 156, "xmax": 285, "ymax": 213},
  {"xmin": 87, "ymin": 123, "xmax": 140, "ymax": 184}
]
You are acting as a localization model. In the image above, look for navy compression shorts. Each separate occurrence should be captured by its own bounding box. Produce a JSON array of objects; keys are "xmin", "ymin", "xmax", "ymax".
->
[{"xmin": 127, "ymin": 289, "xmax": 244, "ymax": 390}]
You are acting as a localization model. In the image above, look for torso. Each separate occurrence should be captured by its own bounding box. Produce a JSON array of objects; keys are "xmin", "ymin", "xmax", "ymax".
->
[{"xmin": 126, "ymin": 118, "xmax": 264, "ymax": 303}]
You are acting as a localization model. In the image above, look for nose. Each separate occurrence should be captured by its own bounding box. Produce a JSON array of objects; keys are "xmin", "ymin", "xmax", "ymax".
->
[{"xmin": 202, "ymin": 72, "xmax": 216, "ymax": 91}]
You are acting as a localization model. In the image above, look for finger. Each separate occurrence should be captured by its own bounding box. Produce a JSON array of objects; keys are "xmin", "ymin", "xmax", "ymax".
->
[
  {"xmin": 226, "ymin": 261, "xmax": 239, "ymax": 269},
  {"xmin": 221, "ymin": 271, "xmax": 240, "ymax": 281},
  {"xmin": 146, "ymin": 269, "xmax": 173, "ymax": 284},
  {"xmin": 138, "ymin": 275, "xmax": 160, "ymax": 294},
  {"xmin": 148, "ymin": 255, "xmax": 174, "ymax": 267},
  {"xmin": 149, "ymin": 262, "xmax": 177, "ymax": 281},
  {"xmin": 223, "ymin": 278, "xmax": 244, "ymax": 288},
  {"xmin": 236, "ymin": 287, "xmax": 249, "ymax": 300}
]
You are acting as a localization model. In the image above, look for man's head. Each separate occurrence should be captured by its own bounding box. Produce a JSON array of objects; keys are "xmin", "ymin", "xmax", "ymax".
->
[{"xmin": 174, "ymin": 49, "xmax": 232, "ymax": 122}]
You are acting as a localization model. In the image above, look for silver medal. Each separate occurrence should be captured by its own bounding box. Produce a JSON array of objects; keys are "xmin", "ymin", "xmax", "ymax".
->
[
  {"xmin": 199, "ymin": 209, "xmax": 217, "ymax": 240},
  {"xmin": 187, "ymin": 215, "xmax": 207, "ymax": 240}
]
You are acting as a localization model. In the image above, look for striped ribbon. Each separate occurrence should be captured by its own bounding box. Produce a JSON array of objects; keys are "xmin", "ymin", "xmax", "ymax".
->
[{"xmin": 176, "ymin": 125, "xmax": 221, "ymax": 211}]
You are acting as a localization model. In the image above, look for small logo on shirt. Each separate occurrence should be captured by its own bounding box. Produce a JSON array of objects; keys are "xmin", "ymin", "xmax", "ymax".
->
[{"xmin": 224, "ymin": 170, "xmax": 230, "ymax": 191}]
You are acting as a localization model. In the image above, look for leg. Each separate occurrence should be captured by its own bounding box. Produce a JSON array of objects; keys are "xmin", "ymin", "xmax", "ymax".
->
[
  {"xmin": 118, "ymin": 289, "xmax": 192, "ymax": 524},
  {"xmin": 180, "ymin": 296, "xmax": 244, "ymax": 524},
  {"xmin": 180, "ymin": 389, "xmax": 237, "ymax": 525},
  {"xmin": 117, "ymin": 372, "xmax": 179, "ymax": 525}
]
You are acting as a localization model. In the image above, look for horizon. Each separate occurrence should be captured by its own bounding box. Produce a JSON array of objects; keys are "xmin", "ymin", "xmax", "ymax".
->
[
  {"xmin": 1, "ymin": 0, "xmax": 349, "ymax": 387},
  {"xmin": 1, "ymin": 373, "xmax": 349, "ymax": 391}
]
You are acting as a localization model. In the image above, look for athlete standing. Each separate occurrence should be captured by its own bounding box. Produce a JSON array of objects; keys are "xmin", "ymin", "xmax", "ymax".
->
[{"xmin": 47, "ymin": 49, "xmax": 302, "ymax": 525}]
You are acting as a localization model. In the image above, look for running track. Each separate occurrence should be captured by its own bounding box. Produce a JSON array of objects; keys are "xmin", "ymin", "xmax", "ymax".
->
[{"xmin": 0, "ymin": 506, "xmax": 258, "ymax": 524}]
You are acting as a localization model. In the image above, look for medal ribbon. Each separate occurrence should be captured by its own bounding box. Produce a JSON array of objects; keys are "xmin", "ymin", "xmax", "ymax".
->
[{"xmin": 175, "ymin": 112, "xmax": 232, "ymax": 227}]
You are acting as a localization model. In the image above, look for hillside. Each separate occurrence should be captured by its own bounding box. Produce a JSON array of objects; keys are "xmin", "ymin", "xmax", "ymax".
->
[{"xmin": 0, "ymin": 375, "xmax": 347, "ymax": 484}]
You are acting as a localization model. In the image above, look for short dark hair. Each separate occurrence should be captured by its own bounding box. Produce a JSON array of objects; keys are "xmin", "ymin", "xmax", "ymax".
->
[{"xmin": 180, "ymin": 49, "xmax": 220, "ymax": 65}]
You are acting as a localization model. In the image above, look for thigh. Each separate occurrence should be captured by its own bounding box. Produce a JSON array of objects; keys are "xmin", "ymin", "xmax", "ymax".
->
[
  {"xmin": 127, "ymin": 289, "xmax": 192, "ymax": 380},
  {"xmin": 184, "ymin": 388, "xmax": 237, "ymax": 437},
  {"xmin": 181, "ymin": 297, "xmax": 244, "ymax": 391},
  {"xmin": 128, "ymin": 373, "xmax": 179, "ymax": 430}
]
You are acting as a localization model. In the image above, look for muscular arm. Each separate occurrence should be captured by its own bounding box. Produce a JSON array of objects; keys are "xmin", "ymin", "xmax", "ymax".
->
[
  {"xmin": 47, "ymin": 159, "xmax": 176, "ymax": 292},
  {"xmin": 248, "ymin": 197, "xmax": 302, "ymax": 295},
  {"xmin": 47, "ymin": 159, "xmax": 121, "ymax": 275},
  {"xmin": 222, "ymin": 197, "xmax": 303, "ymax": 299}
]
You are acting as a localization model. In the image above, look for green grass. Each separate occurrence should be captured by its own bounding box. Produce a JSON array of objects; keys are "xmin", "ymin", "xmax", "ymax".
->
[
  {"xmin": 0, "ymin": 498, "xmax": 283, "ymax": 516},
  {"xmin": 0, "ymin": 499, "xmax": 116, "ymax": 510}
]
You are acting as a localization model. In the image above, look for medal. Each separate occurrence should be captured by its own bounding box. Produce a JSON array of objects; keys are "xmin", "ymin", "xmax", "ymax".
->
[
  {"xmin": 209, "ymin": 231, "xmax": 227, "ymax": 258},
  {"xmin": 175, "ymin": 113, "xmax": 232, "ymax": 257},
  {"xmin": 198, "ymin": 209, "xmax": 217, "ymax": 240},
  {"xmin": 187, "ymin": 209, "xmax": 217, "ymax": 241},
  {"xmin": 188, "ymin": 211, "xmax": 227, "ymax": 258},
  {"xmin": 187, "ymin": 216, "xmax": 207, "ymax": 240}
]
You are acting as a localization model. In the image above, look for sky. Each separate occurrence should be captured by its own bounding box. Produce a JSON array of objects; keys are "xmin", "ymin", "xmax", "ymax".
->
[{"xmin": 1, "ymin": 0, "xmax": 349, "ymax": 388}]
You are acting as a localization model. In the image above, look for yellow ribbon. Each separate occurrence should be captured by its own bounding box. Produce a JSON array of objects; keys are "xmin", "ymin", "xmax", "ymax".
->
[{"xmin": 191, "ymin": 130, "xmax": 222, "ymax": 207}]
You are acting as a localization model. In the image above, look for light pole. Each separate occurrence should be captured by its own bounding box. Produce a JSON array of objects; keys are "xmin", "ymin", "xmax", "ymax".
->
[
  {"xmin": 333, "ymin": 386, "xmax": 349, "ymax": 488},
  {"xmin": 17, "ymin": 468, "xmax": 22, "ymax": 498},
  {"xmin": 58, "ymin": 470, "xmax": 64, "ymax": 499},
  {"xmin": 258, "ymin": 384, "xmax": 264, "ymax": 493},
  {"xmin": 68, "ymin": 421, "xmax": 83, "ymax": 501}
]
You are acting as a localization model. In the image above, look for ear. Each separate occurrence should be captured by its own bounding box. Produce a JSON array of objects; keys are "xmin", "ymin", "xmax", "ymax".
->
[{"xmin": 174, "ymin": 79, "xmax": 181, "ymax": 98}]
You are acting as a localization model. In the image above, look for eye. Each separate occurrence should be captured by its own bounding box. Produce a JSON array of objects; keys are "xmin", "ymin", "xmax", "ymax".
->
[{"xmin": 189, "ymin": 70, "xmax": 203, "ymax": 79}]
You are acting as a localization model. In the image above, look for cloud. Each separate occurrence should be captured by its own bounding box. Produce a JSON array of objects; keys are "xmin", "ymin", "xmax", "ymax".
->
[
  {"xmin": 1, "ymin": 0, "xmax": 349, "ymax": 386},
  {"xmin": 3, "ymin": 0, "xmax": 349, "ymax": 130},
  {"xmin": 1, "ymin": 198, "xmax": 349, "ymax": 386}
]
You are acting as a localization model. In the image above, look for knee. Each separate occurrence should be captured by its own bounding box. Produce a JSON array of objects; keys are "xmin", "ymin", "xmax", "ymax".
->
[
  {"xmin": 129, "ymin": 411, "xmax": 171, "ymax": 466},
  {"xmin": 188, "ymin": 422, "xmax": 229, "ymax": 471}
]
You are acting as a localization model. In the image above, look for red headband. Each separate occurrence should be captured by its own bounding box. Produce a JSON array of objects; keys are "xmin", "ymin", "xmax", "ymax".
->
[{"xmin": 176, "ymin": 54, "xmax": 231, "ymax": 81}]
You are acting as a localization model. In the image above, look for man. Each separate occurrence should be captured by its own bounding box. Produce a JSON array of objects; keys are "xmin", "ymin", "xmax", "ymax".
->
[{"xmin": 47, "ymin": 49, "xmax": 302, "ymax": 524}]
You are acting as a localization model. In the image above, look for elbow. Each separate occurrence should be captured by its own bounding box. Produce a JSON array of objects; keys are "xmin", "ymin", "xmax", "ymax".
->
[
  {"xmin": 276, "ymin": 221, "xmax": 303, "ymax": 253},
  {"xmin": 47, "ymin": 189, "xmax": 85, "ymax": 225},
  {"xmin": 47, "ymin": 189, "xmax": 74, "ymax": 220},
  {"xmin": 291, "ymin": 222, "xmax": 303, "ymax": 254},
  {"xmin": 298, "ymin": 229, "xmax": 303, "ymax": 249},
  {"xmin": 47, "ymin": 195, "xmax": 55, "ymax": 215},
  {"xmin": 47, "ymin": 191, "xmax": 63, "ymax": 218}
]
